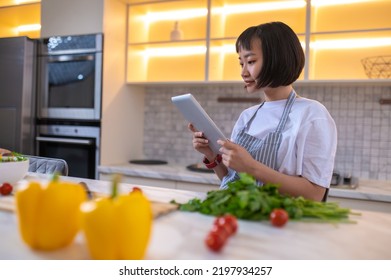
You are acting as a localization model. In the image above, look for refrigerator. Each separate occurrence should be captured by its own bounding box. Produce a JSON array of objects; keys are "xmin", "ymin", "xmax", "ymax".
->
[{"xmin": 0, "ymin": 36, "xmax": 36, "ymax": 155}]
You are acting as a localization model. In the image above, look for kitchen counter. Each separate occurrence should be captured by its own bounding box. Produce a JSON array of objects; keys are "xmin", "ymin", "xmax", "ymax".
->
[
  {"xmin": 1, "ymin": 172, "xmax": 391, "ymax": 260},
  {"xmin": 98, "ymin": 163, "xmax": 391, "ymax": 203}
]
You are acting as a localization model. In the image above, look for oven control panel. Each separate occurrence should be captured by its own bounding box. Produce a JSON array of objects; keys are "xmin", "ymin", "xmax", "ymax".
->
[{"xmin": 38, "ymin": 125, "xmax": 100, "ymax": 138}]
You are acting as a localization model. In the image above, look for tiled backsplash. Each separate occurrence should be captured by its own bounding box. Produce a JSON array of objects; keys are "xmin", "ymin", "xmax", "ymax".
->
[{"xmin": 143, "ymin": 83, "xmax": 391, "ymax": 180}]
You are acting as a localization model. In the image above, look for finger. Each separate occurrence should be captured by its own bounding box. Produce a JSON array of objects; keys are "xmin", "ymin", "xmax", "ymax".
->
[
  {"xmin": 188, "ymin": 123, "xmax": 199, "ymax": 133},
  {"xmin": 193, "ymin": 137, "xmax": 208, "ymax": 145},
  {"xmin": 217, "ymin": 138, "xmax": 234, "ymax": 148}
]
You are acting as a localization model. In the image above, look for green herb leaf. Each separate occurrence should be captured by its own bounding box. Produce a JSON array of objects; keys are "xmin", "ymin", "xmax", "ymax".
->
[{"xmin": 177, "ymin": 173, "xmax": 357, "ymax": 224}]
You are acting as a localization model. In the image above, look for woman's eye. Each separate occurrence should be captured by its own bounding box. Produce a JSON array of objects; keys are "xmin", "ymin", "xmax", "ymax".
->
[{"xmin": 248, "ymin": 60, "xmax": 255, "ymax": 65}]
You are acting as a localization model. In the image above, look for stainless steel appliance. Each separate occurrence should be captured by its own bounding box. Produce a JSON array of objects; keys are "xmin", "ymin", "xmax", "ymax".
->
[
  {"xmin": 36, "ymin": 124, "xmax": 100, "ymax": 179},
  {"xmin": 0, "ymin": 36, "xmax": 36, "ymax": 154},
  {"xmin": 36, "ymin": 33, "xmax": 103, "ymax": 120},
  {"xmin": 35, "ymin": 33, "xmax": 103, "ymax": 179}
]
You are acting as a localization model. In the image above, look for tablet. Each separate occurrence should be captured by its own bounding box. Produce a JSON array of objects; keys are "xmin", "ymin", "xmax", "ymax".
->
[{"xmin": 171, "ymin": 93, "xmax": 226, "ymax": 154}]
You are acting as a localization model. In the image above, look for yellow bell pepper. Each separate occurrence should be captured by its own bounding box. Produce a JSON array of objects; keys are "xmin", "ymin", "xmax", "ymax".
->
[
  {"xmin": 15, "ymin": 177, "xmax": 87, "ymax": 250},
  {"xmin": 80, "ymin": 175, "xmax": 153, "ymax": 260}
]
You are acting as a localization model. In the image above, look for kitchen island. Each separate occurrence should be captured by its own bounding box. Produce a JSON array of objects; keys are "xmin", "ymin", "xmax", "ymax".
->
[
  {"xmin": 1, "ymin": 172, "xmax": 391, "ymax": 260},
  {"xmin": 99, "ymin": 163, "xmax": 391, "ymax": 213}
]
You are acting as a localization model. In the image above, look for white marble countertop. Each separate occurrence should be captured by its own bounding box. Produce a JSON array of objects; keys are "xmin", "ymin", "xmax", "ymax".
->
[
  {"xmin": 98, "ymin": 163, "xmax": 391, "ymax": 203},
  {"xmin": 1, "ymin": 173, "xmax": 391, "ymax": 260}
]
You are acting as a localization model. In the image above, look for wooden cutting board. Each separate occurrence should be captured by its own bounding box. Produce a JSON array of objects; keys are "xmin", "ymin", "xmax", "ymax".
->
[{"xmin": 0, "ymin": 195, "xmax": 178, "ymax": 219}]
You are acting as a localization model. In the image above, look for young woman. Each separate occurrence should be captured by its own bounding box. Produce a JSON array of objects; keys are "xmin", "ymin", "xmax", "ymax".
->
[{"xmin": 188, "ymin": 22, "xmax": 337, "ymax": 201}]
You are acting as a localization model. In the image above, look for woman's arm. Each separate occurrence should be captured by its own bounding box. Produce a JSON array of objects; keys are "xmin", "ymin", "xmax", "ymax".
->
[{"xmin": 217, "ymin": 139, "xmax": 326, "ymax": 201}]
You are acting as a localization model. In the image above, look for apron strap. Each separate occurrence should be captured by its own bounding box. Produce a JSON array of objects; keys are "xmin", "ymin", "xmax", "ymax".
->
[{"xmin": 275, "ymin": 90, "xmax": 296, "ymax": 133}]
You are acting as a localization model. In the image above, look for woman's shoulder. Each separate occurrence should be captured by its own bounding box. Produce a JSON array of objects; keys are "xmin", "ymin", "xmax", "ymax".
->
[
  {"xmin": 239, "ymin": 104, "xmax": 260, "ymax": 118},
  {"xmin": 294, "ymin": 97, "xmax": 330, "ymax": 115}
]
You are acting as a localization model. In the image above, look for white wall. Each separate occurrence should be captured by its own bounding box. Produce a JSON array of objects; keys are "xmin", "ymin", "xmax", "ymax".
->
[{"xmin": 41, "ymin": 0, "xmax": 104, "ymax": 37}]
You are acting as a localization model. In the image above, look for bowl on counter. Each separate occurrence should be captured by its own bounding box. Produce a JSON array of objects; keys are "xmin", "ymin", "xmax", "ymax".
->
[{"xmin": 0, "ymin": 156, "xmax": 29, "ymax": 184}]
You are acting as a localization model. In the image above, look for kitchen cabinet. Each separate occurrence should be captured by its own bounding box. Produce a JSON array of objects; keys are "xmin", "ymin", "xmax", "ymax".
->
[
  {"xmin": 126, "ymin": 0, "xmax": 391, "ymax": 83},
  {"xmin": 0, "ymin": 0, "xmax": 41, "ymax": 38},
  {"xmin": 308, "ymin": 1, "xmax": 391, "ymax": 80}
]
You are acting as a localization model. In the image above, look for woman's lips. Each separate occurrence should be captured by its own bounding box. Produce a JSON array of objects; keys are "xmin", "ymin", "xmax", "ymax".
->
[{"xmin": 244, "ymin": 80, "xmax": 255, "ymax": 87}]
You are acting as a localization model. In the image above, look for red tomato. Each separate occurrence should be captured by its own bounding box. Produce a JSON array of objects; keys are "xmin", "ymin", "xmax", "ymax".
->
[
  {"xmin": 214, "ymin": 214, "xmax": 238, "ymax": 236},
  {"xmin": 270, "ymin": 208, "xmax": 289, "ymax": 227},
  {"xmin": 205, "ymin": 231, "xmax": 226, "ymax": 252},
  {"xmin": 0, "ymin": 182, "xmax": 13, "ymax": 196},
  {"xmin": 210, "ymin": 224, "xmax": 229, "ymax": 241},
  {"xmin": 222, "ymin": 214, "xmax": 238, "ymax": 234}
]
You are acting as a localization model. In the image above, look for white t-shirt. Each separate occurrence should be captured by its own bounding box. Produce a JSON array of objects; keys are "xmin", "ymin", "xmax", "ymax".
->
[{"xmin": 231, "ymin": 96, "xmax": 337, "ymax": 189}]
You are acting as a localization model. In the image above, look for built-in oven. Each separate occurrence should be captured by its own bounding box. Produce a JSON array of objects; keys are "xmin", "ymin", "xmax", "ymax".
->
[
  {"xmin": 35, "ymin": 33, "xmax": 103, "ymax": 179},
  {"xmin": 36, "ymin": 33, "xmax": 103, "ymax": 120},
  {"xmin": 36, "ymin": 123, "xmax": 100, "ymax": 179}
]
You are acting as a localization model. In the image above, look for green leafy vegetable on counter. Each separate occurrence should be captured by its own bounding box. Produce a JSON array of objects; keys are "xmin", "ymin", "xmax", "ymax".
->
[
  {"xmin": 0, "ymin": 152, "xmax": 27, "ymax": 162},
  {"xmin": 175, "ymin": 173, "xmax": 359, "ymax": 223}
]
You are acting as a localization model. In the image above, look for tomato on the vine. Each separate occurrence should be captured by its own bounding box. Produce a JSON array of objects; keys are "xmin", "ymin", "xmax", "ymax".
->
[
  {"xmin": 0, "ymin": 182, "xmax": 13, "ymax": 196},
  {"xmin": 270, "ymin": 208, "xmax": 289, "ymax": 227}
]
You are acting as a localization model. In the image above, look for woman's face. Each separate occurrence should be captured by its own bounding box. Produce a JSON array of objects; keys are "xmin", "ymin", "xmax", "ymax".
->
[{"xmin": 238, "ymin": 38, "xmax": 263, "ymax": 93}]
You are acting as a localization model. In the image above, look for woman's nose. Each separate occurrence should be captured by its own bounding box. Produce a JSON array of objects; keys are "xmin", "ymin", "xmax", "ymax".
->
[{"xmin": 241, "ymin": 66, "xmax": 249, "ymax": 77}]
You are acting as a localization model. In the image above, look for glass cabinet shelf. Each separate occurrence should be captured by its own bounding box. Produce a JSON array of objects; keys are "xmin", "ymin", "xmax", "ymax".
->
[{"xmin": 126, "ymin": 0, "xmax": 391, "ymax": 83}]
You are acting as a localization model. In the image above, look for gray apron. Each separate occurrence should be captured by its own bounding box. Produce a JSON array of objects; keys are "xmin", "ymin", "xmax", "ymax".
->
[{"xmin": 220, "ymin": 90, "xmax": 296, "ymax": 188}]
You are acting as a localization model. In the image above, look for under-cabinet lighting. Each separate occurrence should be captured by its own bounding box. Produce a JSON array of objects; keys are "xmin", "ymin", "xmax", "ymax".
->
[
  {"xmin": 141, "ymin": 36, "xmax": 391, "ymax": 57},
  {"xmin": 15, "ymin": 24, "xmax": 41, "ymax": 33},
  {"xmin": 311, "ymin": 0, "xmax": 370, "ymax": 7},
  {"xmin": 311, "ymin": 37, "xmax": 391, "ymax": 49},
  {"xmin": 14, "ymin": 0, "xmax": 39, "ymax": 4},
  {"xmin": 140, "ymin": 0, "xmax": 374, "ymax": 24},
  {"xmin": 213, "ymin": 1, "xmax": 306, "ymax": 15},
  {"xmin": 142, "ymin": 8, "xmax": 207, "ymax": 23},
  {"xmin": 143, "ymin": 46, "xmax": 206, "ymax": 57},
  {"xmin": 211, "ymin": 45, "xmax": 236, "ymax": 54}
]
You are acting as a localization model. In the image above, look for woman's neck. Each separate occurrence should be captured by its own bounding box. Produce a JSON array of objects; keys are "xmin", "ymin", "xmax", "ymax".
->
[{"xmin": 262, "ymin": 86, "xmax": 293, "ymax": 101}]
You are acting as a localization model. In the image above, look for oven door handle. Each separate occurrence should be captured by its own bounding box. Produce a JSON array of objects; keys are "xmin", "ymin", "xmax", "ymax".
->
[
  {"xmin": 36, "ymin": 136, "xmax": 93, "ymax": 145},
  {"xmin": 47, "ymin": 54, "xmax": 94, "ymax": 62}
]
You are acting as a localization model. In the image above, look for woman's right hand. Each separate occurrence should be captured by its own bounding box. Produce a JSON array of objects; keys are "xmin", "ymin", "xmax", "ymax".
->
[{"xmin": 188, "ymin": 123, "xmax": 214, "ymax": 158}]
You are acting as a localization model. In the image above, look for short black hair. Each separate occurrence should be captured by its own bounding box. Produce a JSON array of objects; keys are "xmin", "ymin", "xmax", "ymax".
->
[{"xmin": 236, "ymin": 21, "xmax": 305, "ymax": 88}]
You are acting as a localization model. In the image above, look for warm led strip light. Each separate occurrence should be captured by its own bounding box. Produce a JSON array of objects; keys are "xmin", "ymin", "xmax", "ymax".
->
[
  {"xmin": 142, "ymin": 37, "xmax": 391, "ymax": 57},
  {"xmin": 311, "ymin": 0, "xmax": 369, "ymax": 7},
  {"xmin": 143, "ymin": 8, "xmax": 208, "ymax": 23},
  {"xmin": 142, "ymin": 46, "xmax": 207, "ymax": 57},
  {"xmin": 311, "ymin": 37, "xmax": 391, "ymax": 49},
  {"xmin": 213, "ymin": 1, "xmax": 306, "ymax": 15},
  {"xmin": 14, "ymin": 0, "xmax": 39, "ymax": 4},
  {"xmin": 141, "ymin": 0, "xmax": 373, "ymax": 23},
  {"xmin": 15, "ymin": 24, "xmax": 41, "ymax": 33}
]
